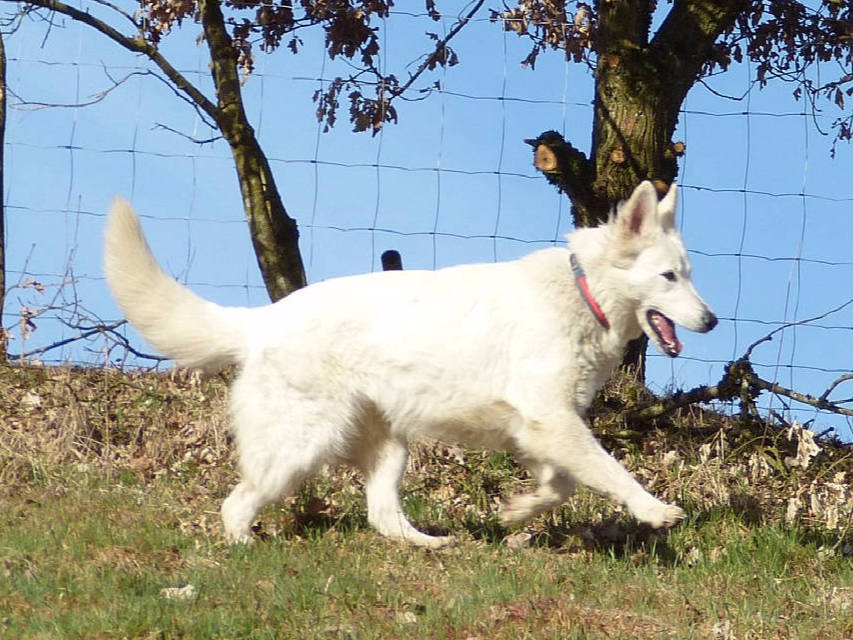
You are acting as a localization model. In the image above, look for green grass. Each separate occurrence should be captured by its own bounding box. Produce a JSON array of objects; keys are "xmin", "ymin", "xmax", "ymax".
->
[{"xmin": 1, "ymin": 468, "xmax": 850, "ymax": 640}]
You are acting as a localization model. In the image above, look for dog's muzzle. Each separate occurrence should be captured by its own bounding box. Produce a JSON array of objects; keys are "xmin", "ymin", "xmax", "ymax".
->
[{"xmin": 700, "ymin": 310, "xmax": 718, "ymax": 333}]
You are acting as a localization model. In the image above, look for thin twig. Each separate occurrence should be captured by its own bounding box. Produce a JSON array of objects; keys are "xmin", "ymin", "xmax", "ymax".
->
[
  {"xmin": 9, "ymin": 0, "xmax": 219, "ymax": 122},
  {"xmin": 93, "ymin": 324, "xmax": 168, "ymax": 363},
  {"xmin": 8, "ymin": 69, "xmax": 144, "ymax": 110},
  {"xmin": 743, "ymin": 297, "xmax": 853, "ymax": 360},
  {"xmin": 631, "ymin": 301, "xmax": 853, "ymax": 421},
  {"xmin": 767, "ymin": 408, "xmax": 793, "ymax": 430},
  {"xmin": 6, "ymin": 318, "xmax": 167, "ymax": 363},
  {"xmin": 819, "ymin": 374, "xmax": 853, "ymax": 403},
  {"xmin": 390, "ymin": 0, "xmax": 485, "ymax": 99},
  {"xmin": 137, "ymin": 68, "xmax": 220, "ymax": 130},
  {"xmin": 154, "ymin": 122, "xmax": 222, "ymax": 145},
  {"xmin": 7, "ymin": 320, "xmax": 120, "ymax": 360},
  {"xmin": 750, "ymin": 376, "xmax": 853, "ymax": 418},
  {"xmin": 88, "ymin": 0, "xmax": 139, "ymax": 28}
]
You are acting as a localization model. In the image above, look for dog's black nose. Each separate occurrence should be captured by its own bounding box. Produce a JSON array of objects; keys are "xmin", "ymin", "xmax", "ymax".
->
[{"xmin": 703, "ymin": 311, "xmax": 718, "ymax": 332}]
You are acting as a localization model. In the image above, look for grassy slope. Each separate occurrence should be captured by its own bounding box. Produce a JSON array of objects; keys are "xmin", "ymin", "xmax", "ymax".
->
[{"xmin": 1, "ymin": 363, "xmax": 851, "ymax": 639}]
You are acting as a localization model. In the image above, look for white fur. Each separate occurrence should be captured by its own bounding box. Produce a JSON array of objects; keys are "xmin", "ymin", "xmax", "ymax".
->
[{"xmin": 104, "ymin": 181, "xmax": 716, "ymax": 547}]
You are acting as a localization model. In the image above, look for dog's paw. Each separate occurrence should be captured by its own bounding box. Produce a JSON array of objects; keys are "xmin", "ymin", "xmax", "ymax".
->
[
  {"xmin": 499, "ymin": 496, "xmax": 535, "ymax": 526},
  {"xmin": 226, "ymin": 532, "xmax": 253, "ymax": 545},
  {"xmin": 662, "ymin": 504, "xmax": 686, "ymax": 527},
  {"xmin": 396, "ymin": 530, "xmax": 456, "ymax": 549},
  {"xmin": 642, "ymin": 503, "xmax": 685, "ymax": 529},
  {"xmin": 424, "ymin": 534, "xmax": 455, "ymax": 549},
  {"xmin": 499, "ymin": 508, "xmax": 525, "ymax": 527}
]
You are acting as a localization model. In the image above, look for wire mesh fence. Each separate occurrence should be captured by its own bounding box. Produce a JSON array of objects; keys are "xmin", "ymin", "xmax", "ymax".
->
[{"xmin": 2, "ymin": 7, "xmax": 852, "ymax": 438}]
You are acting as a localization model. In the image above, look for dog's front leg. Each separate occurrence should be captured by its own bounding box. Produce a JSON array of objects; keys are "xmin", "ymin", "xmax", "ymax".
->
[{"xmin": 514, "ymin": 411, "xmax": 684, "ymax": 528}]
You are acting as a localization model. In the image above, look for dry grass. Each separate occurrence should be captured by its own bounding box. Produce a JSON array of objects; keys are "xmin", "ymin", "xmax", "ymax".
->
[
  {"xmin": 0, "ymin": 364, "xmax": 233, "ymax": 487},
  {"xmin": 1, "ymin": 362, "xmax": 851, "ymax": 639}
]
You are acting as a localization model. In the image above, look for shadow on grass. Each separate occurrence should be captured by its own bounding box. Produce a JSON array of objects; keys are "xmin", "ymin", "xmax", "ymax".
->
[
  {"xmin": 248, "ymin": 495, "xmax": 684, "ymax": 565},
  {"xmin": 459, "ymin": 510, "xmax": 686, "ymax": 565},
  {"xmin": 249, "ymin": 508, "xmax": 369, "ymax": 542}
]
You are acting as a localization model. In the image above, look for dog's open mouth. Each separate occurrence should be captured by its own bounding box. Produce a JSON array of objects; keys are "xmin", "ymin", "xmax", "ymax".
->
[{"xmin": 647, "ymin": 310, "xmax": 683, "ymax": 358}]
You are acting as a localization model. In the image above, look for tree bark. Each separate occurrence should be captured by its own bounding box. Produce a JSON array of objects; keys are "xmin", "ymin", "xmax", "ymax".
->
[
  {"xmin": 592, "ymin": 0, "xmax": 746, "ymax": 208},
  {"xmin": 13, "ymin": 0, "xmax": 307, "ymax": 303},
  {"xmin": 530, "ymin": 0, "xmax": 745, "ymax": 375},
  {"xmin": 198, "ymin": 0, "xmax": 306, "ymax": 301},
  {"xmin": 0, "ymin": 30, "xmax": 6, "ymax": 359}
]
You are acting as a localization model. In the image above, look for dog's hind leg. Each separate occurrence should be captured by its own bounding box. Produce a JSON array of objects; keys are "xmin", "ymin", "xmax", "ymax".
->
[
  {"xmin": 221, "ymin": 380, "xmax": 339, "ymax": 544},
  {"xmin": 356, "ymin": 436, "xmax": 452, "ymax": 549},
  {"xmin": 221, "ymin": 480, "xmax": 277, "ymax": 544},
  {"xmin": 499, "ymin": 462, "xmax": 576, "ymax": 525},
  {"xmin": 221, "ymin": 450, "xmax": 321, "ymax": 544}
]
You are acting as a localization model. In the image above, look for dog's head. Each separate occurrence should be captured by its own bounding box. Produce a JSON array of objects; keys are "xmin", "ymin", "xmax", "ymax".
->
[{"xmin": 608, "ymin": 181, "xmax": 717, "ymax": 358}]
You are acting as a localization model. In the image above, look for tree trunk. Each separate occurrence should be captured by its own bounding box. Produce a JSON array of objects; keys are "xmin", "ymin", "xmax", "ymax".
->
[
  {"xmin": 592, "ymin": 1, "xmax": 678, "ymax": 372},
  {"xmin": 0, "ymin": 30, "xmax": 6, "ymax": 360},
  {"xmin": 592, "ymin": 2, "xmax": 680, "ymax": 206},
  {"xmin": 529, "ymin": 0, "xmax": 744, "ymax": 376},
  {"xmin": 198, "ymin": 0, "xmax": 306, "ymax": 301},
  {"xmin": 19, "ymin": 0, "xmax": 308, "ymax": 303}
]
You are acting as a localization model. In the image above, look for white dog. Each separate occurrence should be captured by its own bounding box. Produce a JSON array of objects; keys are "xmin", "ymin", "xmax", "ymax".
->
[{"xmin": 104, "ymin": 180, "xmax": 716, "ymax": 547}]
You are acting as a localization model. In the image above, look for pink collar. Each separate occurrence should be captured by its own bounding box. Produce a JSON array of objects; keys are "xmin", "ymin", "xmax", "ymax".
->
[{"xmin": 569, "ymin": 253, "xmax": 610, "ymax": 330}]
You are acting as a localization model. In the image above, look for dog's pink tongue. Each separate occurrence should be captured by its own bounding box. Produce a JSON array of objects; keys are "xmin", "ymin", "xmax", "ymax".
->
[{"xmin": 655, "ymin": 313, "xmax": 683, "ymax": 354}]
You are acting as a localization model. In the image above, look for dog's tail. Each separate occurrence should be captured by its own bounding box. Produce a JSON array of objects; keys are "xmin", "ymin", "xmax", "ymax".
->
[{"xmin": 104, "ymin": 198, "xmax": 249, "ymax": 369}]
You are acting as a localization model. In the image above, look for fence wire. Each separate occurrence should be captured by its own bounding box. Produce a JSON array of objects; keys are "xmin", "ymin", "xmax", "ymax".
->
[{"xmin": 2, "ymin": 8, "xmax": 852, "ymax": 438}]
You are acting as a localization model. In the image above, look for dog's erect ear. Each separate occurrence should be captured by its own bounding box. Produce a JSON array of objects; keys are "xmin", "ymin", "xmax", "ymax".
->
[
  {"xmin": 617, "ymin": 181, "xmax": 660, "ymax": 241},
  {"xmin": 657, "ymin": 182, "xmax": 677, "ymax": 230}
]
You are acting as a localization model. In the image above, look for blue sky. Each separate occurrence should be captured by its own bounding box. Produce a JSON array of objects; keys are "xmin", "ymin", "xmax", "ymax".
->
[{"xmin": 3, "ymin": 3, "xmax": 852, "ymax": 439}]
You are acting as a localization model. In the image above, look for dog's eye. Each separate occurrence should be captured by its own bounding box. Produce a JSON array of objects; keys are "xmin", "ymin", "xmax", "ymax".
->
[{"xmin": 661, "ymin": 271, "xmax": 677, "ymax": 282}]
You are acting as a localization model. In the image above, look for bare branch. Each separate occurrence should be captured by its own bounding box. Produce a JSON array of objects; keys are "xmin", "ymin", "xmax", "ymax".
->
[
  {"xmin": 6, "ymin": 323, "xmax": 121, "ymax": 361},
  {"xmin": 62, "ymin": 318, "xmax": 168, "ymax": 363},
  {"xmin": 627, "ymin": 381, "xmax": 731, "ymax": 420},
  {"xmin": 8, "ymin": 0, "xmax": 220, "ymax": 122},
  {"xmin": 695, "ymin": 77, "xmax": 753, "ymax": 102},
  {"xmin": 154, "ymin": 122, "xmax": 222, "ymax": 145},
  {"xmin": 631, "ymin": 357, "xmax": 853, "ymax": 422},
  {"xmin": 631, "ymin": 300, "xmax": 853, "ymax": 422},
  {"xmin": 750, "ymin": 375, "xmax": 853, "ymax": 419},
  {"xmin": 744, "ymin": 297, "xmax": 853, "ymax": 360},
  {"xmin": 8, "ymin": 69, "xmax": 145, "ymax": 110},
  {"xmin": 87, "ymin": 0, "xmax": 139, "ymax": 29},
  {"xmin": 819, "ymin": 374, "xmax": 853, "ymax": 403},
  {"xmin": 5, "ymin": 311, "xmax": 169, "ymax": 363},
  {"xmin": 390, "ymin": 0, "xmax": 485, "ymax": 99},
  {"xmin": 127, "ymin": 67, "xmax": 219, "ymax": 130}
]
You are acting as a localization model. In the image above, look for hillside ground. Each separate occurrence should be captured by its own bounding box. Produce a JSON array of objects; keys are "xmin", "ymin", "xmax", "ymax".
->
[{"xmin": 1, "ymin": 363, "xmax": 851, "ymax": 639}]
